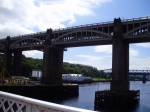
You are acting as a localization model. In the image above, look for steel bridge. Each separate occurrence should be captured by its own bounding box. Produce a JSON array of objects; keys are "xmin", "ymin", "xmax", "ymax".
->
[
  {"xmin": 104, "ymin": 69, "xmax": 150, "ymax": 74},
  {"xmin": 104, "ymin": 69, "xmax": 150, "ymax": 79},
  {"xmin": 0, "ymin": 16, "xmax": 150, "ymax": 92}
]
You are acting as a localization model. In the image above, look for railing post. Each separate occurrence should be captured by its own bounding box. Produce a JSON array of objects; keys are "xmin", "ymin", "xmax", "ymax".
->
[
  {"xmin": 0, "ymin": 91, "xmax": 93, "ymax": 112},
  {"xmin": 26, "ymin": 104, "xmax": 32, "ymax": 112}
]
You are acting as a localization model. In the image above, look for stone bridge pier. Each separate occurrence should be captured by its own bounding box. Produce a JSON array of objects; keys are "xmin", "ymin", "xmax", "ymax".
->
[
  {"xmin": 13, "ymin": 51, "xmax": 22, "ymax": 76},
  {"xmin": 42, "ymin": 46, "xmax": 64, "ymax": 85},
  {"xmin": 5, "ymin": 51, "xmax": 12, "ymax": 75},
  {"xmin": 95, "ymin": 19, "xmax": 139, "ymax": 111},
  {"xmin": 5, "ymin": 36, "xmax": 11, "ymax": 75},
  {"xmin": 5, "ymin": 36, "xmax": 23, "ymax": 76},
  {"xmin": 111, "ymin": 18, "xmax": 129, "ymax": 92},
  {"xmin": 5, "ymin": 50, "xmax": 23, "ymax": 76},
  {"xmin": 42, "ymin": 29, "xmax": 64, "ymax": 85}
]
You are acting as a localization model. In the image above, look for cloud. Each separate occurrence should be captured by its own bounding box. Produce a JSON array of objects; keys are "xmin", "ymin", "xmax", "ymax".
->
[
  {"xmin": 94, "ymin": 45, "xmax": 139, "ymax": 56},
  {"xmin": 63, "ymin": 59, "xmax": 80, "ymax": 64},
  {"xmin": 23, "ymin": 50, "xmax": 43, "ymax": 59},
  {"xmin": 135, "ymin": 43, "xmax": 150, "ymax": 48},
  {"xmin": 130, "ymin": 48, "xmax": 139, "ymax": 57},
  {"xmin": 130, "ymin": 56, "xmax": 150, "ymax": 70},
  {"xmin": 70, "ymin": 46, "xmax": 139, "ymax": 69},
  {"xmin": 94, "ymin": 45, "xmax": 112, "ymax": 54},
  {"xmin": 73, "ymin": 54, "xmax": 112, "ymax": 70},
  {"xmin": 76, "ymin": 54, "xmax": 102, "ymax": 61},
  {"xmin": 0, "ymin": 0, "xmax": 112, "ymax": 63},
  {"xmin": 0, "ymin": 0, "xmax": 111, "ymax": 38}
]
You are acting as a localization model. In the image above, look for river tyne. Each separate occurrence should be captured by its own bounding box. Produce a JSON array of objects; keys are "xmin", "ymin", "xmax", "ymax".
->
[{"xmin": 55, "ymin": 81, "xmax": 150, "ymax": 112}]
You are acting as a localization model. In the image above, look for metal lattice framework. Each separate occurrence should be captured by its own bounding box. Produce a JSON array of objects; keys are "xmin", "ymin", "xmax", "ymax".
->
[
  {"xmin": 0, "ymin": 91, "xmax": 93, "ymax": 112},
  {"xmin": 123, "ymin": 16, "xmax": 150, "ymax": 42},
  {"xmin": 10, "ymin": 38, "xmax": 43, "ymax": 50},
  {"xmin": 0, "ymin": 16, "xmax": 150, "ymax": 51},
  {"xmin": 52, "ymin": 28, "xmax": 113, "ymax": 47},
  {"xmin": 125, "ymin": 23, "xmax": 150, "ymax": 37},
  {"xmin": 0, "ymin": 96, "xmax": 27, "ymax": 112}
]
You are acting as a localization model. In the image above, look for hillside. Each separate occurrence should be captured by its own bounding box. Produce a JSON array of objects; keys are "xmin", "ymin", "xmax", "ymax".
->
[{"xmin": 0, "ymin": 54, "xmax": 105, "ymax": 78}]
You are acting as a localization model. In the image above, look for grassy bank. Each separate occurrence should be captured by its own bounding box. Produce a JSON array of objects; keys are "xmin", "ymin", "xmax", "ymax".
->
[{"xmin": 92, "ymin": 77, "xmax": 111, "ymax": 82}]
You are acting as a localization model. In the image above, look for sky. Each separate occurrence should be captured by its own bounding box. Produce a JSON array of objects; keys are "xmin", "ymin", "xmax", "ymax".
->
[{"xmin": 0, "ymin": 0, "xmax": 150, "ymax": 70}]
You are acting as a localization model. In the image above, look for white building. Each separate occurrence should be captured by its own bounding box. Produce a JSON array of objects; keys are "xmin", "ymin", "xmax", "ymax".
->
[
  {"xmin": 32, "ymin": 69, "xmax": 42, "ymax": 78},
  {"xmin": 62, "ymin": 74, "xmax": 92, "ymax": 81},
  {"xmin": 31, "ymin": 70, "xmax": 92, "ymax": 82}
]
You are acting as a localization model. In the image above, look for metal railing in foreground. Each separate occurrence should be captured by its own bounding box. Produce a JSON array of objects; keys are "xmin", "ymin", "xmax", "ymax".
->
[{"xmin": 0, "ymin": 91, "xmax": 95, "ymax": 112}]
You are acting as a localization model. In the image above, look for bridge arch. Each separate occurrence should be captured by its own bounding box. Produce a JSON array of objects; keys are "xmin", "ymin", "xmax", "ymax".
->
[
  {"xmin": 10, "ymin": 38, "xmax": 43, "ymax": 48},
  {"xmin": 54, "ymin": 29, "xmax": 112, "ymax": 42},
  {"xmin": 125, "ymin": 23, "xmax": 150, "ymax": 36}
]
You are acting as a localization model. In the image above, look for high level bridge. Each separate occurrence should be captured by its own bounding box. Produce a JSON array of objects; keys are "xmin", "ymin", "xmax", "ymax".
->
[{"xmin": 0, "ymin": 16, "xmax": 150, "ymax": 92}]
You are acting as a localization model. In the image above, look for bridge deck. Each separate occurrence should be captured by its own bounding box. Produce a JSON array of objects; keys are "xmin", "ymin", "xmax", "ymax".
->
[{"xmin": 0, "ymin": 16, "xmax": 150, "ymax": 51}]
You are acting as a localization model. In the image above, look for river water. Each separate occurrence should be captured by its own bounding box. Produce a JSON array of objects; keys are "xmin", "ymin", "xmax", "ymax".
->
[{"xmin": 59, "ymin": 81, "xmax": 150, "ymax": 112}]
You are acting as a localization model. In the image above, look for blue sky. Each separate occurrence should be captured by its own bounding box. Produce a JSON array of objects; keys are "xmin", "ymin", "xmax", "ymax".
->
[{"xmin": 0, "ymin": 0, "xmax": 150, "ymax": 70}]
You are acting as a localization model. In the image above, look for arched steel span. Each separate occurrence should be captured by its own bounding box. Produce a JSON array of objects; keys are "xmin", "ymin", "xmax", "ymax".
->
[
  {"xmin": 52, "ymin": 29, "xmax": 113, "ymax": 47},
  {"xmin": 10, "ymin": 38, "xmax": 43, "ymax": 50},
  {"xmin": 0, "ymin": 16, "xmax": 150, "ymax": 90}
]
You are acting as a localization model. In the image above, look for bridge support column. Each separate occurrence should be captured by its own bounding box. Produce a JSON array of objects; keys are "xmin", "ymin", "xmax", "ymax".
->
[
  {"xmin": 5, "ymin": 36, "xmax": 12, "ymax": 75},
  {"xmin": 13, "ymin": 51, "xmax": 22, "ymax": 76},
  {"xmin": 94, "ymin": 18, "xmax": 139, "ymax": 111},
  {"xmin": 6, "ymin": 51, "xmax": 12, "ymax": 75},
  {"xmin": 111, "ymin": 18, "xmax": 129, "ymax": 92},
  {"xmin": 42, "ymin": 46, "xmax": 64, "ymax": 85}
]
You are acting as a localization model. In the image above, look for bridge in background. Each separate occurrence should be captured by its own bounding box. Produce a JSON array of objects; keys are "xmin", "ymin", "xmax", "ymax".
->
[
  {"xmin": 104, "ymin": 69, "xmax": 150, "ymax": 75},
  {"xmin": 104, "ymin": 69, "xmax": 150, "ymax": 81},
  {"xmin": 0, "ymin": 16, "xmax": 150, "ymax": 92}
]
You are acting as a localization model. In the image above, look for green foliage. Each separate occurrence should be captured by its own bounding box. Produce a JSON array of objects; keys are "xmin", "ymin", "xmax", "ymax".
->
[
  {"xmin": 22, "ymin": 56, "xmax": 43, "ymax": 76},
  {"xmin": 63, "ymin": 62, "xmax": 104, "ymax": 77},
  {"xmin": 22, "ymin": 57, "xmax": 105, "ymax": 78},
  {"xmin": 0, "ymin": 54, "xmax": 104, "ymax": 78}
]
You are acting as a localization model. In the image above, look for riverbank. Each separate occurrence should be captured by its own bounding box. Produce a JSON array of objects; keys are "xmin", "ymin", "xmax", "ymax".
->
[
  {"xmin": 63, "ymin": 77, "xmax": 149, "ymax": 84},
  {"xmin": 63, "ymin": 77, "xmax": 111, "ymax": 84},
  {"xmin": 92, "ymin": 77, "xmax": 111, "ymax": 82}
]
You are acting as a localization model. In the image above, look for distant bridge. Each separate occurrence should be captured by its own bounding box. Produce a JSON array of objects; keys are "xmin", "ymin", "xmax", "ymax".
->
[
  {"xmin": 104, "ymin": 69, "xmax": 150, "ymax": 81},
  {"xmin": 104, "ymin": 69, "xmax": 150, "ymax": 75},
  {"xmin": 1, "ymin": 16, "xmax": 150, "ymax": 92}
]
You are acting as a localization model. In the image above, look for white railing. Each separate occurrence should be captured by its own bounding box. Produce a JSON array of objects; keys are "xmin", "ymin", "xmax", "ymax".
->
[{"xmin": 0, "ymin": 91, "xmax": 95, "ymax": 112}]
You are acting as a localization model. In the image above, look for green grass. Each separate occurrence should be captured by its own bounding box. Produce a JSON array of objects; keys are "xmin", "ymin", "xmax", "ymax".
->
[{"xmin": 92, "ymin": 77, "xmax": 111, "ymax": 82}]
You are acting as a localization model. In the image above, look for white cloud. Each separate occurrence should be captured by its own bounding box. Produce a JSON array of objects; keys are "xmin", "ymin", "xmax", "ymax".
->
[
  {"xmin": 130, "ymin": 56, "xmax": 150, "ymax": 70},
  {"xmin": 23, "ymin": 50, "xmax": 43, "ymax": 59},
  {"xmin": 94, "ymin": 45, "xmax": 139, "ymax": 57},
  {"xmin": 135, "ymin": 43, "xmax": 150, "ymax": 48},
  {"xmin": 0, "ymin": 0, "xmax": 111, "ymax": 38},
  {"xmin": 72, "ymin": 54, "xmax": 112, "ymax": 70},
  {"xmin": 76, "ymin": 54, "xmax": 102, "ymax": 61},
  {"xmin": 0, "ymin": 0, "xmax": 111, "ymax": 60},
  {"xmin": 68, "ymin": 47, "xmax": 139, "ymax": 69},
  {"xmin": 130, "ymin": 48, "xmax": 139, "ymax": 57},
  {"xmin": 63, "ymin": 59, "xmax": 80, "ymax": 64},
  {"xmin": 94, "ymin": 45, "xmax": 112, "ymax": 54}
]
